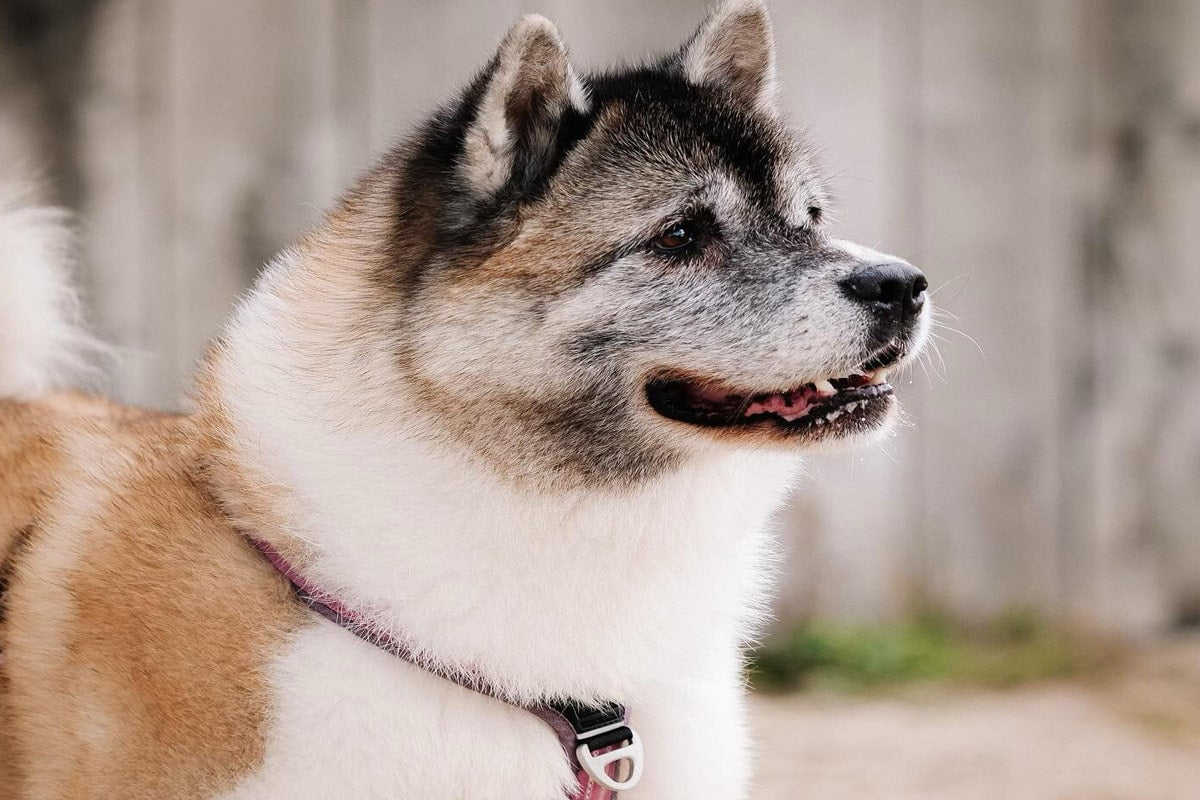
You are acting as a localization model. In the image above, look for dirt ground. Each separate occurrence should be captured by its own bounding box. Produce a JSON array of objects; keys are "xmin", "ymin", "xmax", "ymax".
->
[{"xmin": 750, "ymin": 636, "xmax": 1200, "ymax": 800}]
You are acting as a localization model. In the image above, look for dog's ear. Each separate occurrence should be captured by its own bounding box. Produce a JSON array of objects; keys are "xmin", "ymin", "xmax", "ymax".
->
[
  {"xmin": 680, "ymin": 0, "xmax": 777, "ymax": 113},
  {"xmin": 461, "ymin": 15, "xmax": 587, "ymax": 198}
]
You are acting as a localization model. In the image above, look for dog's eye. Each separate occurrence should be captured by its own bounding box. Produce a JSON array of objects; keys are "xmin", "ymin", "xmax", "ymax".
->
[{"xmin": 652, "ymin": 222, "xmax": 696, "ymax": 254}]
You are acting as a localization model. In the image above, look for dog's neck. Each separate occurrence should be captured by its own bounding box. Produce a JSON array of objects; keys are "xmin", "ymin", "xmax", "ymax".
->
[{"xmin": 197, "ymin": 211, "xmax": 801, "ymax": 703}]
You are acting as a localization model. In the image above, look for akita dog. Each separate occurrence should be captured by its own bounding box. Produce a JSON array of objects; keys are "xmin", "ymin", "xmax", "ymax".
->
[{"xmin": 0, "ymin": 1, "xmax": 929, "ymax": 797}]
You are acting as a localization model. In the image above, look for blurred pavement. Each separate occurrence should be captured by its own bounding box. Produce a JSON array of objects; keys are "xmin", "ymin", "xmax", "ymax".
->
[{"xmin": 753, "ymin": 637, "xmax": 1200, "ymax": 799}]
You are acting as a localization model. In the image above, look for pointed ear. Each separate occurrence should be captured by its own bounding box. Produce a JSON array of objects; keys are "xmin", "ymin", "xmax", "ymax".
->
[
  {"xmin": 680, "ymin": 0, "xmax": 777, "ymax": 113},
  {"xmin": 461, "ymin": 15, "xmax": 588, "ymax": 198}
]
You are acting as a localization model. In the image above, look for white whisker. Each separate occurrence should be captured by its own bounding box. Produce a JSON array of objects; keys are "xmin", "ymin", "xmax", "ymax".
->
[{"xmin": 930, "ymin": 319, "xmax": 985, "ymax": 358}]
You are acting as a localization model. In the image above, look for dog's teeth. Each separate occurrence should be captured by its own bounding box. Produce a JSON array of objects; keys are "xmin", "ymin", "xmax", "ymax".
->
[
  {"xmin": 869, "ymin": 371, "xmax": 888, "ymax": 385},
  {"xmin": 814, "ymin": 380, "xmax": 836, "ymax": 396}
]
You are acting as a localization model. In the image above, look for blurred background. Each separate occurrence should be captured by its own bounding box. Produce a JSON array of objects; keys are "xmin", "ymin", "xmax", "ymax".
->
[{"xmin": 3, "ymin": 1, "xmax": 1199, "ymax": 796}]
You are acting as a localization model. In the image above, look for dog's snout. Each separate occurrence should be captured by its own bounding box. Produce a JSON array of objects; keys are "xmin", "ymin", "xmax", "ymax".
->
[{"xmin": 841, "ymin": 261, "xmax": 928, "ymax": 318}]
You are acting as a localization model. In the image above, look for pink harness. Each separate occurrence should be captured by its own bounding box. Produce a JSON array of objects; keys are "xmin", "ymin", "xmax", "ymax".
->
[{"xmin": 247, "ymin": 537, "xmax": 643, "ymax": 798}]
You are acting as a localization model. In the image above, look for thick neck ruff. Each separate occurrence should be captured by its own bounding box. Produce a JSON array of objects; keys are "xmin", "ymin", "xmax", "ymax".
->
[{"xmin": 246, "ymin": 536, "xmax": 643, "ymax": 797}]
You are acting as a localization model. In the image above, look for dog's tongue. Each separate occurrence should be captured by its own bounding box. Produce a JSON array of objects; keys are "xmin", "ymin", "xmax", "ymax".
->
[{"xmin": 744, "ymin": 387, "xmax": 821, "ymax": 422}]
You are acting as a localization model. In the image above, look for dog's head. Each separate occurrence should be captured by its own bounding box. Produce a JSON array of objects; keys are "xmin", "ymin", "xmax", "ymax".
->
[{"xmin": 334, "ymin": 0, "xmax": 929, "ymax": 487}]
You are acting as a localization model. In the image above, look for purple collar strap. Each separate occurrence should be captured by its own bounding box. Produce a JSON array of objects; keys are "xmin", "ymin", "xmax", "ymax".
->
[{"xmin": 246, "ymin": 537, "xmax": 643, "ymax": 798}]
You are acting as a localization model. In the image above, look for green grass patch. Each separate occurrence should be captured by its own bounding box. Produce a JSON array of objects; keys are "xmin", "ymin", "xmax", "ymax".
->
[{"xmin": 749, "ymin": 610, "xmax": 1101, "ymax": 694}]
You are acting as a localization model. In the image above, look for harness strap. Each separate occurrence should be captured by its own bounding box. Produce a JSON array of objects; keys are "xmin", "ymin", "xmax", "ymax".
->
[{"xmin": 247, "ymin": 537, "xmax": 642, "ymax": 798}]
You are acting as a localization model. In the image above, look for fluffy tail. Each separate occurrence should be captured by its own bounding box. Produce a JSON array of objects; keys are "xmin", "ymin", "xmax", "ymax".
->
[{"xmin": 0, "ymin": 184, "xmax": 103, "ymax": 399}]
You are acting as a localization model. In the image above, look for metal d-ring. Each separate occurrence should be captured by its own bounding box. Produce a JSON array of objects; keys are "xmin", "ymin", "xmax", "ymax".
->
[{"xmin": 576, "ymin": 730, "xmax": 644, "ymax": 792}]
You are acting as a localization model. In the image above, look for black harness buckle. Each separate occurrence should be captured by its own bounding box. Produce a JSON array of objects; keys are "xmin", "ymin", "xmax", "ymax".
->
[{"xmin": 551, "ymin": 700, "xmax": 633, "ymax": 752}]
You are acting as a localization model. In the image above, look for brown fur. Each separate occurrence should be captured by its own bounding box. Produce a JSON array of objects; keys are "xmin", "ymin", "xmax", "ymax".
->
[{"xmin": 0, "ymin": 394, "xmax": 305, "ymax": 799}]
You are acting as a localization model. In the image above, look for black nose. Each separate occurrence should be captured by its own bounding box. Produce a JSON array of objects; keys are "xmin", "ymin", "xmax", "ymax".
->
[{"xmin": 840, "ymin": 261, "xmax": 928, "ymax": 317}]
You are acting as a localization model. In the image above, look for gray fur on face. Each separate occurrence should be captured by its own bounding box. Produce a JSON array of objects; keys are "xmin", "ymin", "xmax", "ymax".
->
[{"xmin": 401, "ymin": 110, "xmax": 918, "ymax": 487}]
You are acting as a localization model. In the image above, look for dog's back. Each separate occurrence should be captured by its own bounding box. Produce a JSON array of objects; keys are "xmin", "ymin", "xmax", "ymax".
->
[{"xmin": 1, "ymin": 393, "xmax": 155, "ymax": 530}]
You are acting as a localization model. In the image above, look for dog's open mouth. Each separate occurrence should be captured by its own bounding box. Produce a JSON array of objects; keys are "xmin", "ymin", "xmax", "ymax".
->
[{"xmin": 646, "ymin": 369, "xmax": 895, "ymax": 437}]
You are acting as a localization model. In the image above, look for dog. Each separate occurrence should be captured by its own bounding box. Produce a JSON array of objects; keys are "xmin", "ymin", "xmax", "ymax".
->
[{"xmin": 0, "ymin": 1, "xmax": 930, "ymax": 797}]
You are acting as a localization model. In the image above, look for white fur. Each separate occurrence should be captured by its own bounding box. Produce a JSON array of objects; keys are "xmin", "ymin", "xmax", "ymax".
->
[
  {"xmin": 0, "ymin": 183, "xmax": 101, "ymax": 399},
  {"xmin": 213, "ymin": 250, "xmax": 802, "ymax": 799}
]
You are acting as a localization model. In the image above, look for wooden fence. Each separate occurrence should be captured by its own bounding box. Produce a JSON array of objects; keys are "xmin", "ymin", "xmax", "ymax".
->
[{"xmin": 4, "ymin": 0, "xmax": 1199, "ymax": 634}]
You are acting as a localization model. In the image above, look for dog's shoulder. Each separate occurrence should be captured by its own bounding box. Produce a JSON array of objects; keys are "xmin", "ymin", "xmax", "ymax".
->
[{"xmin": 1, "ymin": 395, "xmax": 304, "ymax": 799}]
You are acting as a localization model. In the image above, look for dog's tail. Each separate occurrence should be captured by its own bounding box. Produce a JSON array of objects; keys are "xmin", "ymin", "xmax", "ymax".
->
[{"xmin": 0, "ymin": 183, "xmax": 104, "ymax": 399}]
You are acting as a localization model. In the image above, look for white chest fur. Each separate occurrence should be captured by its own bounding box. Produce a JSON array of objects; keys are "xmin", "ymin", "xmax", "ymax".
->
[
  {"xmin": 219, "ymin": 622, "xmax": 574, "ymax": 799},
  {"xmin": 213, "ymin": 435, "xmax": 798, "ymax": 799}
]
